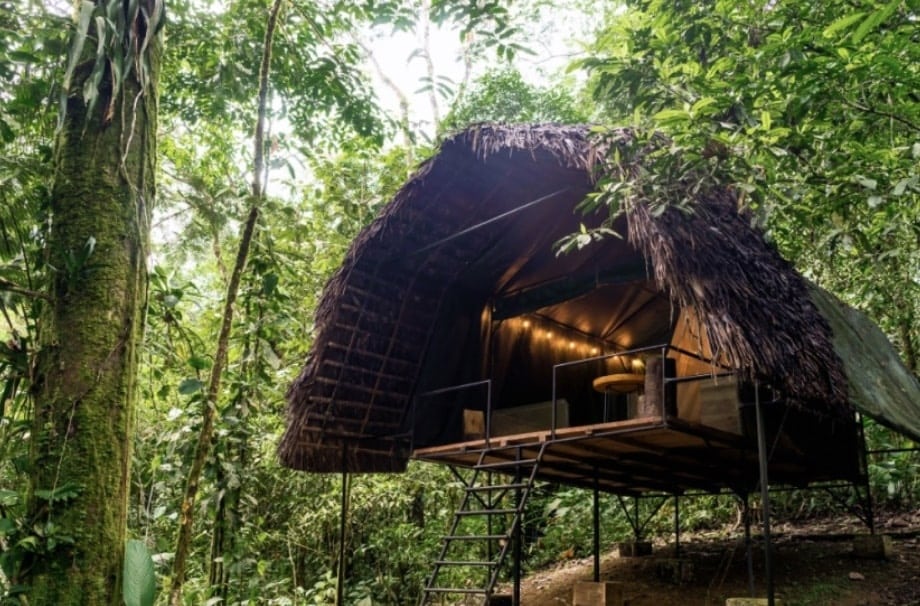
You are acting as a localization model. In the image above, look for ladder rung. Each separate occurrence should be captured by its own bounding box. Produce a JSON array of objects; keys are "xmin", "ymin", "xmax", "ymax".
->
[
  {"xmin": 467, "ymin": 483, "xmax": 528, "ymax": 492},
  {"xmin": 476, "ymin": 458, "xmax": 538, "ymax": 470},
  {"xmin": 457, "ymin": 508, "xmax": 517, "ymax": 516},
  {"xmin": 423, "ymin": 444, "xmax": 545, "ymax": 604}
]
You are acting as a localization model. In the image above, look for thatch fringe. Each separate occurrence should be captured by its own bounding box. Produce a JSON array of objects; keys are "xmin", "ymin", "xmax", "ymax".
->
[
  {"xmin": 627, "ymin": 193, "xmax": 848, "ymax": 410},
  {"xmin": 462, "ymin": 122, "xmax": 619, "ymax": 170}
]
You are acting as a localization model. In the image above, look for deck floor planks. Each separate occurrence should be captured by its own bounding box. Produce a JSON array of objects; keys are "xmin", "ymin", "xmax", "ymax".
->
[{"xmin": 411, "ymin": 416, "xmax": 831, "ymax": 494}]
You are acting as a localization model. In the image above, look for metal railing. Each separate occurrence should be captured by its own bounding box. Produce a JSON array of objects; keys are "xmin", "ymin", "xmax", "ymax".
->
[
  {"xmin": 414, "ymin": 343, "xmax": 739, "ymax": 444},
  {"xmin": 550, "ymin": 343, "xmax": 670, "ymax": 439},
  {"xmin": 413, "ymin": 379, "xmax": 493, "ymax": 448}
]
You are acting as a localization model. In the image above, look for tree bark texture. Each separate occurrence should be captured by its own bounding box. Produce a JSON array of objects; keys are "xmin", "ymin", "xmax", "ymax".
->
[{"xmin": 25, "ymin": 8, "xmax": 160, "ymax": 605}]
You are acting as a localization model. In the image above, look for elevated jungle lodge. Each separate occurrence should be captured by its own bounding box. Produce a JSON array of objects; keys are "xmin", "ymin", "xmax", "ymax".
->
[{"xmin": 279, "ymin": 124, "xmax": 920, "ymax": 605}]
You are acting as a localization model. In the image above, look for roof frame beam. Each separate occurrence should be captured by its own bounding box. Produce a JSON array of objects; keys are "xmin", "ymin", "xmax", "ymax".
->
[{"xmin": 492, "ymin": 262, "xmax": 649, "ymax": 320}]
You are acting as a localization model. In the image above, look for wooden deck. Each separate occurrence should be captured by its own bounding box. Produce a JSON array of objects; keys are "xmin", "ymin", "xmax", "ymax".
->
[{"xmin": 412, "ymin": 416, "xmax": 840, "ymax": 496}]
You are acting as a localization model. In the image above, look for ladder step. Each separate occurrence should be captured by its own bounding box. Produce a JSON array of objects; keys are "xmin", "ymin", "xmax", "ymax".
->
[
  {"xmin": 466, "ymin": 483, "xmax": 528, "ymax": 492},
  {"xmin": 476, "ymin": 458, "xmax": 538, "ymax": 470},
  {"xmin": 422, "ymin": 444, "xmax": 546, "ymax": 604},
  {"xmin": 456, "ymin": 508, "xmax": 517, "ymax": 516},
  {"xmin": 433, "ymin": 560, "xmax": 498, "ymax": 567}
]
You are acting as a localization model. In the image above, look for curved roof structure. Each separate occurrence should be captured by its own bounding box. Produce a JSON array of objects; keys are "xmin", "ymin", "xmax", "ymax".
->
[{"xmin": 279, "ymin": 123, "xmax": 917, "ymax": 473}]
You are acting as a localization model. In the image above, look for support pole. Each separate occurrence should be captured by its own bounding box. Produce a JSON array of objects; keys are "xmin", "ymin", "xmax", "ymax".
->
[
  {"xmin": 593, "ymin": 474, "xmax": 601, "ymax": 582},
  {"xmin": 513, "ymin": 461, "xmax": 523, "ymax": 606},
  {"xmin": 673, "ymin": 495, "xmax": 680, "ymax": 558},
  {"xmin": 857, "ymin": 414, "xmax": 876, "ymax": 534},
  {"xmin": 633, "ymin": 496, "xmax": 641, "ymax": 541},
  {"xmin": 336, "ymin": 453, "xmax": 350, "ymax": 606},
  {"xmin": 754, "ymin": 384, "xmax": 775, "ymax": 606},
  {"xmin": 744, "ymin": 493, "xmax": 754, "ymax": 597},
  {"xmin": 487, "ymin": 471, "xmax": 494, "ymax": 588}
]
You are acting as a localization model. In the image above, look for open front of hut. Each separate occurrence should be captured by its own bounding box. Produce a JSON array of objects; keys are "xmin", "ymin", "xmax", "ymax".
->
[{"xmin": 279, "ymin": 124, "xmax": 920, "ymax": 606}]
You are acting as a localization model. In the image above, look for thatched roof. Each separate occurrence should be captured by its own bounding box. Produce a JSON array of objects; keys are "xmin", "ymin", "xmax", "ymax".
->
[{"xmin": 279, "ymin": 123, "xmax": 855, "ymax": 473}]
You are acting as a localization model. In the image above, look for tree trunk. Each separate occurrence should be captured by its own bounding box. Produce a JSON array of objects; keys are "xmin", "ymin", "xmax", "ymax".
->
[
  {"xmin": 169, "ymin": 1, "xmax": 283, "ymax": 601},
  {"xmin": 25, "ymin": 6, "xmax": 160, "ymax": 604},
  {"xmin": 208, "ymin": 294, "xmax": 258, "ymax": 601}
]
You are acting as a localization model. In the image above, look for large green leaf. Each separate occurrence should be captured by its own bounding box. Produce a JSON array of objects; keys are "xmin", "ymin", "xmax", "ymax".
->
[
  {"xmin": 822, "ymin": 11, "xmax": 866, "ymax": 38},
  {"xmin": 852, "ymin": 0, "xmax": 899, "ymax": 43},
  {"xmin": 123, "ymin": 539, "xmax": 156, "ymax": 606}
]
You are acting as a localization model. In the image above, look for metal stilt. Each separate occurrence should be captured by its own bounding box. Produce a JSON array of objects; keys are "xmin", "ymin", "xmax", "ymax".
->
[
  {"xmin": 754, "ymin": 383, "xmax": 775, "ymax": 606},
  {"xmin": 743, "ymin": 494, "xmax": 754, "ymax": 597},
  {"xmin": 673, "ymin": 495, "xmax": 680, "ymax": 558},
  {"xmin": 593, "ymin": 474, "xmax": 601, "ymax": 582}
]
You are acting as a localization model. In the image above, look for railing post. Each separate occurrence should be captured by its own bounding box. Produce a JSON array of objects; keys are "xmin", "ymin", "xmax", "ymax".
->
[
  {"xmin": 486, "ymin": 379, "xmax": 493, "ymax": 447},
  {"xmin": 551, "ymin": 364, "xmax": 558, "ymax": 439},
  {"xmin": 659, "ymin": 346, "xmax": 667, "ymax": 421}
]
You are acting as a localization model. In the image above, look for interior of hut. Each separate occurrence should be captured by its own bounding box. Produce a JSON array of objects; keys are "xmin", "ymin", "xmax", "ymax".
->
[
  {"xmin": 413, "ymin": 284, "xmax": 755, "ymax": 446},
  {"xmin": 406, "ymin": 205, "xmax": 862, "ymax": 488}
]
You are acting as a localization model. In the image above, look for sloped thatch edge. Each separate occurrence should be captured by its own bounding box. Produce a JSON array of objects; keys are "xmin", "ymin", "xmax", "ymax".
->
[
  {"xmin": 628, "ymin": 195, "xmax": 849, "ymax": 411},
  {"xmin": 808, "ymin": 283, "xmax": 920, "ymax": 442}
]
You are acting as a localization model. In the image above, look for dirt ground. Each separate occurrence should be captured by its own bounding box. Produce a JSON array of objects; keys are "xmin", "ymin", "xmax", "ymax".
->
[{"xmin": 511, "ymin": 511, "xmax": 920, "ymax": 606}]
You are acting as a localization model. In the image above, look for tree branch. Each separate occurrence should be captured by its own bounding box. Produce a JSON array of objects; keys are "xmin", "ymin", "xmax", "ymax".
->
[
  {"xmin": 841, "ymin": 98, "xmax": 920, "ymax": 132},
  {"xmin": 352, "ymin": 33, "xmax": 414, "ymax": 155},
  {"xmin": 0, "ymin": 277, "xmax": 50, "ymax": 300},
  {"xmin": 420, "ymin": 0, "xmax": 440, "ymax": 127}
]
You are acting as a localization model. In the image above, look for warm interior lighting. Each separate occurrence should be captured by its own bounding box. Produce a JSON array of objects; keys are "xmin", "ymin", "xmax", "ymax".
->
[
  {"xmin": 631, "ymin": 357, "xmax": 646, "ymax": 373},
  {"xmin": 514, "ymin": 316, "xmax": 606, "ymax": 358}
]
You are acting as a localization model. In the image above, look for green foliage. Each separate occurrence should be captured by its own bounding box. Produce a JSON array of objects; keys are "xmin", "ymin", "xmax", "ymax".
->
[
  {"xmin": 162, "ymin": 0, "xmax": 382, "ymax": 148},
  {"xmin": 0, "ymin": 5, "xmax": 71, "ymax": 601},
  {"xmin": 370, "ymin": 0, "xmax": 528, "ymax": 60},
  {"xmin": 442, "ymin": 68, "xmax": 589, "ymax": 132},
  {"xmin": 578, "ymin": 0, "xmax": 919, "ymax": 365},
  {"xmin": 123, "ymin": 540, "xmax": 157, "ymax": 606},
  {"xmin": 864, "ymin": 419, "xmax": 920, "ymax": 509}
]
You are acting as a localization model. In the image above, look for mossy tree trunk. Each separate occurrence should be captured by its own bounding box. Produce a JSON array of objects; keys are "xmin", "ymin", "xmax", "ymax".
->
[{"xmin": 24, "ymin": 4, "xmax": 160, "ymax": 604}]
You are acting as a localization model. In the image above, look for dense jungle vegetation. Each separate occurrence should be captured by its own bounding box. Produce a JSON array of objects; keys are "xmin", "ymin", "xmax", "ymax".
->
[{"xmin": 0, "ymin": 0, "xmax": 917, "ymax": 603}]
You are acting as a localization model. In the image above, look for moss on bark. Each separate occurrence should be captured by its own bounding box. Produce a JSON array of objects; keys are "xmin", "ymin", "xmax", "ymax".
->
[{"xmin": 24, "ymin": 6, "xmax": 160, "ymax": 604}]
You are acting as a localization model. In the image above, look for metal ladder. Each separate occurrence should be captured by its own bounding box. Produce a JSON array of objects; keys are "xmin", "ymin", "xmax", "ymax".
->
[{"xmin": 419, "ymin": 443, "xmax": 546, "ymax": 606}]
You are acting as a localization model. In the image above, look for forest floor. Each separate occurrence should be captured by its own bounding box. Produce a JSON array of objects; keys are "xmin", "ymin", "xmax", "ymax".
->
[{"xmin": 508, "ymin": 510, "xmax": 920, "ymax": 606}]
